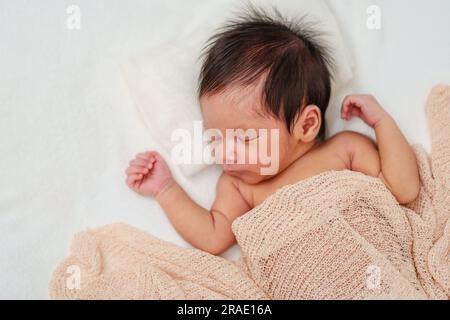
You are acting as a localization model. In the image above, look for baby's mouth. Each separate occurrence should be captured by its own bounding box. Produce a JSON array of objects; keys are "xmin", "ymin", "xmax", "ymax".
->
[
  {"xmin": 222, "ymin": 164, "xmax": 236, "ymax": 171},
  {"xmin": 222, "ymin": 163, "xmax": 247, "ymax": 173}
]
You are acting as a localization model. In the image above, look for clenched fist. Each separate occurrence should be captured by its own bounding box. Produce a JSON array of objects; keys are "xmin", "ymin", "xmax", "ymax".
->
[
  {"xmin": 125, "ymin": 151, "xmax": 174, "ymax": 197},
  {"xmin": 341, "ymin": 94, "xmax": 390, "ymax": 128}
]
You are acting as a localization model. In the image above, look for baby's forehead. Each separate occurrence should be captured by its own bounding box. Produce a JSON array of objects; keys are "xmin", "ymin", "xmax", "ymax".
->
[
  {"xmin": 200, "ymin": 76, "xmax": 276, "ymax": 129},
  {"xmin": 203, "ymin": 105, "xmax": 274, "ymax": 136},
  {"xmin": 202, "ymin": 94, "xmax": 258, "ymax": 129},
  {"xmin": 224, "ymin": 86, "xmax": 263, "ymax": 114},
  {"xmin": 225, "ymin": 76, "xmax": 272, "ymax": 112}
]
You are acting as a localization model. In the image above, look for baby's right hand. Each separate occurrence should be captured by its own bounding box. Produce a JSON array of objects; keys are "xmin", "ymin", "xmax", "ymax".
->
[{"xmin": 125, "ymin": 151, "xmax": 174, "ymax": 198}]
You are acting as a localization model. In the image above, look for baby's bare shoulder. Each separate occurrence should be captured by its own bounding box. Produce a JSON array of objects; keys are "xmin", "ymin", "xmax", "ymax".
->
[
  {"xmin": 329, "ymin": 130, "xmax": 373, "ymax": 142},
  {"xmin": 317, "ymin": 131, "xmax": 377, "ymax": 169},
  {"xmin": 327, "ymin": 130, "xmax": 377, "ymax": 152},
  {"xmin": 327, "ymin": 130, "xmax": 380, "ymax": 176}
]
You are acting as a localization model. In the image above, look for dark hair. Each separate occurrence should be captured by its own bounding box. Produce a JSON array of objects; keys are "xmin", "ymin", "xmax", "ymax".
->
[{"xmin": 197, "ymin": 5, "xmax": 334, "ymax": 141}]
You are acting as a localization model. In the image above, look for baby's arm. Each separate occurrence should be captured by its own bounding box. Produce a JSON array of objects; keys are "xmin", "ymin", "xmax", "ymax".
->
[
  {"xmin": 156, "ymin": 173, "xmax": 250, "ymax": 255},
  {"xmin": 125, "ymin": 151, "xmax": 250, "ymax": 255},
  {"xmin": 340, "ymin": 95, "xmax": 420, "ymax": 204}
]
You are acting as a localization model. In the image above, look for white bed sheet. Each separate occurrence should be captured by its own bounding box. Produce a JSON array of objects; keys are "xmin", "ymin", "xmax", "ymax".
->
[
  {"xmin": 0, "ymin": 0, "xmax": 449, "ymax": 299},
  {"xmin": 326, "ymin": 0, "xmax": 450, "ymax": 147}
]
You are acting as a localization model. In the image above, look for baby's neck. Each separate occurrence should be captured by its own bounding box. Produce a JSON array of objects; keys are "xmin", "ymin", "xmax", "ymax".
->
[{"xmin": 284, "ymin": 140, "xmax": 322, "ymax": 170}]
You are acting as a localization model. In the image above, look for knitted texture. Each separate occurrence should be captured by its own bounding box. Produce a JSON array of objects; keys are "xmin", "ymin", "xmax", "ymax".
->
[{"xmin": 49, "ymin": 85, "xmax": 450, "ymax": 300}]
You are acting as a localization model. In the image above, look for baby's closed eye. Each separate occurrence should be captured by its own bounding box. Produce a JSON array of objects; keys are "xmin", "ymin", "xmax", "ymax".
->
[{"xmin": 236, "ymin": 129, "xmax": 259, "ymax": 143}]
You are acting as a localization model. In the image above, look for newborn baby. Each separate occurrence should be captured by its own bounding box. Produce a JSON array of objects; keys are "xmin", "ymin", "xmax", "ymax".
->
[{"xmin": 125, "ymin": 8, "xmax": 420, "ymax": 255}]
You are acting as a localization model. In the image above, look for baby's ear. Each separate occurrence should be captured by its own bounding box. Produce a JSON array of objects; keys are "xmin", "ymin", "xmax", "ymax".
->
[{"xmin": 293, "ymin": 105, "xmax": 321, "ymax": 142}]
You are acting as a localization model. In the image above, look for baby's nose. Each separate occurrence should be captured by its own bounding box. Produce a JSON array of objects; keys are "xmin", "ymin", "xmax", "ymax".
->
[
  {"xmin": 223, "ymin": 136, "xmax": 244, "ymax": 164},
  {"xmin": 223, "ymin": 138, "xmax": 235, "ymax": 164}
]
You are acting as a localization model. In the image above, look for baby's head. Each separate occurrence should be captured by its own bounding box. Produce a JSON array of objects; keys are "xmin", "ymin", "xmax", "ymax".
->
[{"xmin": 198, "ymin": 6, "xmax": 333, "ymax": 184}]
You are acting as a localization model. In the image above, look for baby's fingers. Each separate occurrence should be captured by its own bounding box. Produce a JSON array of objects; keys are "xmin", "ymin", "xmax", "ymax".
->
[
  {"xmin": 341, "ymin": 104, "xmax": 354, "ymax": 120},
  {"xmin": 342, "ymin": 94, "xmax": 365, "ymax": 107},
  {"xmin": 126, "ymin": 173, "xmax": 143, "ymax": 187},
  {"xmin": 342, "ymin": 99, "xmax": 361, "ymax": 120},
  {"xmin": 126, "ymin": 165, "xmax": 149, "ymax": 175},
  {"xmin": 350, "ymin": 108, "xmax": 362, "ymax": 117},
  {"xmin": 139, "ymin": 152, "xmax": 159, "ymax": 165},
  {"xmin": 136, "ymin": 151, "xmax": 156, "ymax": 161},
  {"xmin": 130, "ymin": 158, "xmax": 154, "ymax": 169}
]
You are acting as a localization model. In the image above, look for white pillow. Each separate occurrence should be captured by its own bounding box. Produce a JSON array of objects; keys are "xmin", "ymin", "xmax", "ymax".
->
[{"xmin": 121, "ymin": 0, "xmax": 354, "ymax": 177}]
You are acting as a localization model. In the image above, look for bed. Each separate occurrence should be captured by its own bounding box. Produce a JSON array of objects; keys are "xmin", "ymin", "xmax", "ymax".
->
[{"xmin": 0, "ymin": 0, "xmax": 449, "ymax": 299}]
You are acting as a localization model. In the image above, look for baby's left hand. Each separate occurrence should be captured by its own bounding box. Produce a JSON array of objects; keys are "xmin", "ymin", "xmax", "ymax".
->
[{"xmin": 341, "ymin": 94, "xmax": 390, "ymax": 128}]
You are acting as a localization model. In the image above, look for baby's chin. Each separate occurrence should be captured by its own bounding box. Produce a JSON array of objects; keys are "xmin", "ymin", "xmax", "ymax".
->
[{"xmin": 224, "ymin": 170, "xmax": 270, "ymax": 185}]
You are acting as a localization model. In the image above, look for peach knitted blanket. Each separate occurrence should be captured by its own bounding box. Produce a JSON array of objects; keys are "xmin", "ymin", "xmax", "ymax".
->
[{"xmin": 49, "ymin": 85, "xmax": 450, "ymax": 299}]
